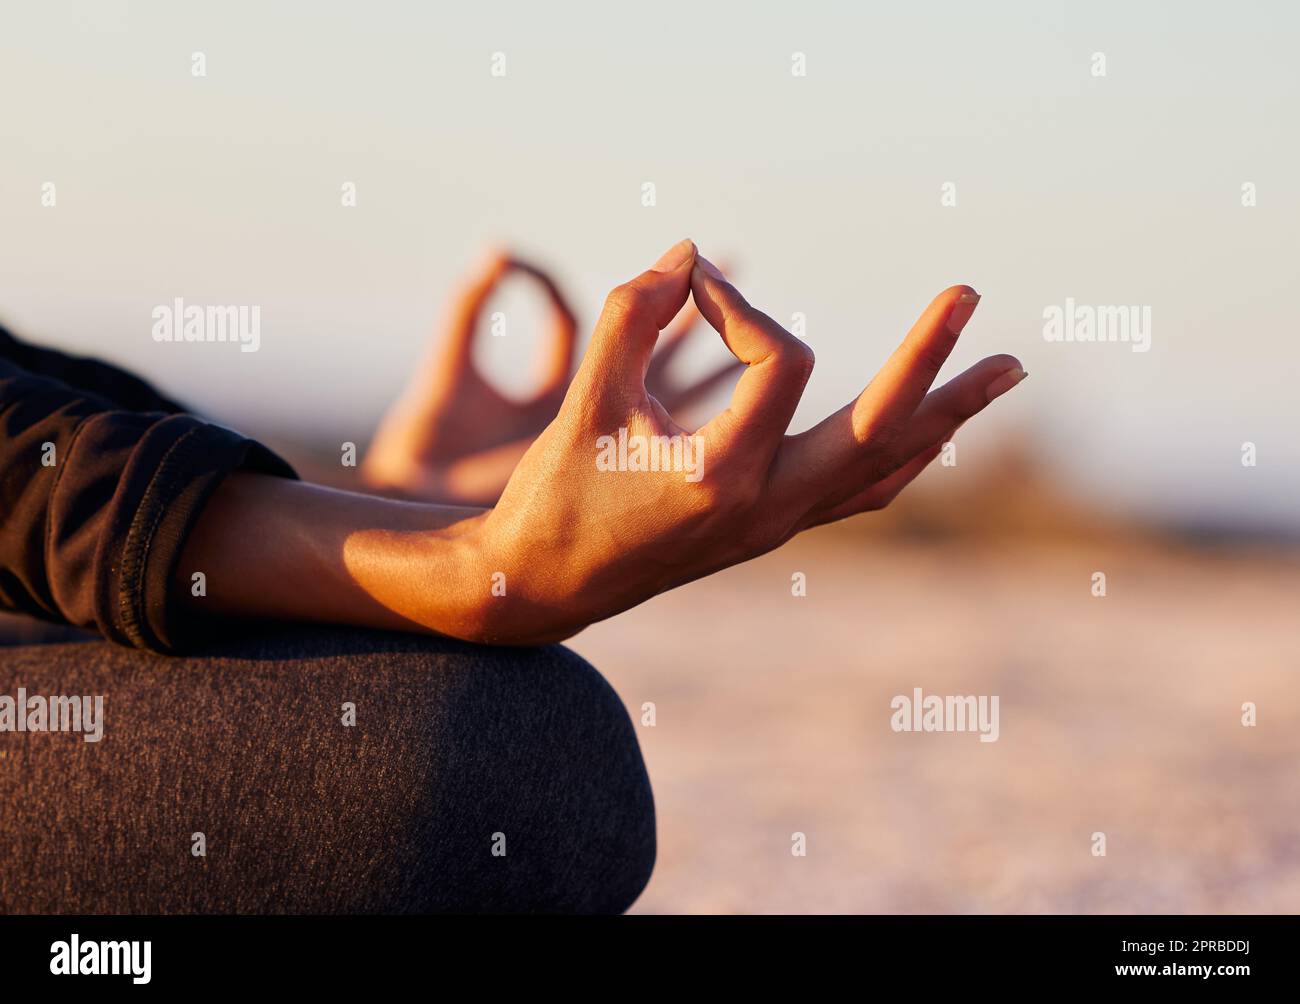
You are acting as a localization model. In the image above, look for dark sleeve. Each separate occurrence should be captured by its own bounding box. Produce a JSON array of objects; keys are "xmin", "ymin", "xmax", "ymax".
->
[
  {"xmin": 0, "ymin": 349, "xmax": 297, "ymax": 653},
  {"xmin": 0, "ymin": 324, "xmax": 189, "ymax": 413}
]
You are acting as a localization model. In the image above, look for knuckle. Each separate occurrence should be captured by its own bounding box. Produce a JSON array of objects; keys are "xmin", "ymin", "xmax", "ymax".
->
[
  {"xmin": 706, "ymin": 478, "xmax": 759, "ymax": 515},
  {"xmin": 857, "ymin": 415, "xmax": 907, "ymax": 451},
  {"xmin": 919, "ymin": 337, "xmax": 955, "ymax": 375},
  {"xmin": 778, "ymin": 339, "xmax": 816, "ymax": 381},
  {"xmin": 732, "ymin": 478, "xmax": 764, "ymax": 513},
  {"xmin": 695, "ymin": 470, "xmax": 764, "ymax": 527},
  {"xmin": 871, "ymin": 447, "xmax": 909, "ymax": 482},
  {"xmin": 602, "ymin": 283, "xmax": 649, "ymax": 320}
]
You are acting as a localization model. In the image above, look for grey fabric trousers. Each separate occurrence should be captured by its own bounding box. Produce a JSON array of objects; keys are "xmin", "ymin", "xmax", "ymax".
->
[{"xmin": 0, "ymin": 625, "xmax": 655, "ymax": 914}]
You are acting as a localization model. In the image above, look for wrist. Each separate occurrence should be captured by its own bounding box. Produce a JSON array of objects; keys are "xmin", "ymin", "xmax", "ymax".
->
[
  {"xmin": 443, "ymin": 511, "xmax": 584, "ymax": 647},
  {"xmin": 404, "ymin": 509, "xmax": 501, "ymax": 642}
]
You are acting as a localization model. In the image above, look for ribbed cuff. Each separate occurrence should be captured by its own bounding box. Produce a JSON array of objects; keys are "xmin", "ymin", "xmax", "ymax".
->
[{"xmin": 98, "ymin": 415, "xmax": 297, "ymax": 653}]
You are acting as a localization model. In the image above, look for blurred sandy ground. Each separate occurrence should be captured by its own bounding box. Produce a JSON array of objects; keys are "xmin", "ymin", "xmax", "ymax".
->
[
  {"xmin": 3, "ymin": 443, "xmax": 1293, "ymax": 914},
  {"xmin": 568, "ymin": 447, "xmax": 1300, "ymax": 914}
]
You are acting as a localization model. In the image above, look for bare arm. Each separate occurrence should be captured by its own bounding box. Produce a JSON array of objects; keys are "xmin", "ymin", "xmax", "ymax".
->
[
  {"xmin": 176, "ymin": 474, "xmax": 493, "ymax": 641},
  {"xmin": 179, "ymin": 241, "xmax": 1026, "ymax": 648}
]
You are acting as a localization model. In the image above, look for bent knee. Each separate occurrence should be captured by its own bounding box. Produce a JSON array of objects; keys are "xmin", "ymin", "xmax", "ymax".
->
[
  {"xmin": 0, "ymin": 627, "xmax": 656, "ymax": 914},
  {"xmin": 396, "ymin": 641, "xmax": 657, "ymax": 913}
]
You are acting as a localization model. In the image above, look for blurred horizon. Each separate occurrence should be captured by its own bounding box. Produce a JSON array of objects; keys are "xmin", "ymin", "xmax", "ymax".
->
[{"xmin": 3, "ymin": 0, "xmax": 1298, "ymax": 537}]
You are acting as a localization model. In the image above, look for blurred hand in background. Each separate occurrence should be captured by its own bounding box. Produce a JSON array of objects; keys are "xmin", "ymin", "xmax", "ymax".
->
[{"xmin": 362, "ymin": 249, "xmax": 743, "ymax": 505}]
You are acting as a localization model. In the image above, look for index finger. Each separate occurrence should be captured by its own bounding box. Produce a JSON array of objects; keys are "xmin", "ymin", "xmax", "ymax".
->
[{"xmin": 691, "ymin": 256, "xmax": 815, "ymax": 463}]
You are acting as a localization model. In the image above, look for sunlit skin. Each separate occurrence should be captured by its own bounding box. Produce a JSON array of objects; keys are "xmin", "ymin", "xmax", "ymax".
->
[
  {"xmin": 178, "ymin": 240, "xmax": 1026, "ymax": 645},
  {"xmin": 361, "ymin": 249, "xmax": 742, "ymax": 506}
]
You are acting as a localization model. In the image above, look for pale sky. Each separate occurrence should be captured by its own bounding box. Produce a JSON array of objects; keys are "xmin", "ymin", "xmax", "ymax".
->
[{"xmin": 3, "ymin": 0, "xmax": 1297, "ymax": 530}]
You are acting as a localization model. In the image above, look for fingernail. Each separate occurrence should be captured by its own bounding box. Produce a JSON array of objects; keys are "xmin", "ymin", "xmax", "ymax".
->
[
  {"xmin": 694, "ymin": 255, "xmax": 726, "ymax": 282},
  {"xmin": 985, "ymin": 367, "xmax": 1027, "ymax": 402},
  {"xmin": 653, "ymin": 238, "xmax": 696, "ymax": 273},
  {"xmin": 946, "ymin": 291, "xmax": 981, "ymax": 337}
]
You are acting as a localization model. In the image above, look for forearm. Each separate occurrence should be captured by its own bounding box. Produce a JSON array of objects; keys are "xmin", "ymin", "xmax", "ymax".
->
[
  {"xmin": 176, "ymin": 473, "xmax": 493, "ymax": 641},
  {"xmin": 1, "ymin": 354, "xmax": 297, "ymax": 649}
]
